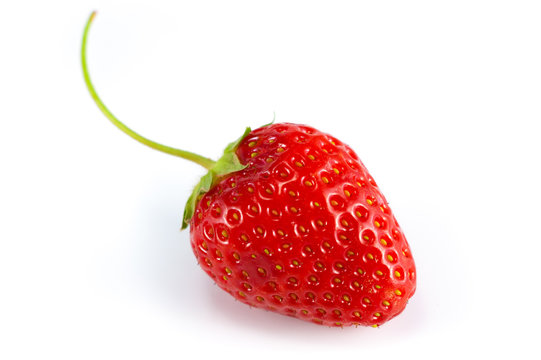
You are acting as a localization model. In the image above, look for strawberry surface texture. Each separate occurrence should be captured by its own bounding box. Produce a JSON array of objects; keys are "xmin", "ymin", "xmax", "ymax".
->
[{"xmin": 189, "ymin": 123, "xmax": 416, "ymax": 327}]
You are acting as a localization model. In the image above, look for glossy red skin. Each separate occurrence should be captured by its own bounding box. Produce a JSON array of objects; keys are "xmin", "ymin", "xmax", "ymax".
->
[{"xmin": 190, "ymin": 123, "xmax": 416, "ymax": 327}]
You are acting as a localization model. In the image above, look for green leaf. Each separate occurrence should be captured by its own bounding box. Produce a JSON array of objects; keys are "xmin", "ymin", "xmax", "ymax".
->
[{"xmin": 181, "ymin": 127, "xmax": 251, "ymax": 229}]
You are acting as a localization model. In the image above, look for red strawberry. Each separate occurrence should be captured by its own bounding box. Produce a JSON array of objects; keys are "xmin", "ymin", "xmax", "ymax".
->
[
  {"xmin": 187, "ymin": 123, "xmax": 416, "ymax": 327},
  {"xmin": 82, "ymin": 12, "xmax": 416, "ymax": 328}
]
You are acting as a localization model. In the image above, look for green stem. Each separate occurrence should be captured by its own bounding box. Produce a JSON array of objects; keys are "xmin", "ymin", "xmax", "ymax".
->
[{"xmin": 81, "ymin": 11, "xmax": 216, "ymax": 170}]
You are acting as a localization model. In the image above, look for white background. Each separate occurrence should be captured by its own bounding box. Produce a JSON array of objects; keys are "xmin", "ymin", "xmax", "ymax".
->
[{"xmin": 1, "ymin": 1, "xmax": 540, "ymax": 359}]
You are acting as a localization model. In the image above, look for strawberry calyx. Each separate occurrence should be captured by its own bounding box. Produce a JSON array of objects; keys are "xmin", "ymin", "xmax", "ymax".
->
[
  {"xmin": 82, "ymin": 12, "xmax": 271, "ymax": 231},
  {"xmin": 181, "ymin": 127, "xmax": 251, "ymax": 229},
  {"xmin": 82, "ymin": 12, "xmax": 256, "ymax": 230}
]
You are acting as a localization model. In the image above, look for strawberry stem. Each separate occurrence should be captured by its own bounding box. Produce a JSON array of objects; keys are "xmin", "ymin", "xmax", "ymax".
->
[{"xmin": 81, "ymin": 11, "xmax": 216, "ymax": 170}]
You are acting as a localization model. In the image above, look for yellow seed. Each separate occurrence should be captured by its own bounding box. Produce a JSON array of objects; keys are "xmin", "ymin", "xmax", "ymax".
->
[
  {"xmin": 317, "ymin": 220, "xmax": 324, "ymax": 227},
  {"xmin": 238, "ymin": 291, "xmax": 246, "ymax": 297},
  {"xmin": 266, "ymin": 188, "xmax": 273, "ymax": 194},
  {"xmin": 307, "ymin": 292, "xmax": 315, "ymax": 299},
  {"xmin": 290, "ymin": 293, "xmax": 299, "ymax": 300},
  {"xmin": 280, "ymin": 172, "xmax": 287, "ymax": 178},
  {"xmin": 375, "ymin": 270, "xmax": 383, "ymax": 276},
  {"xmin": 263, "ymin": 248, "xmax": 270, "ymax": 255},
  {"xmin": 277, "ymin": 147, "xmax": 285, "ymax": 153},
  {"xmin": 324, "ymin": 293, "xmax": 332, "ymax": 300},
  {"xmin": 353, "ymin": 311, "xmax": 361, "ymax": 318},
  {"xmin": 355, "ymin": 211, "xmax": 363, "ymax": 218},
  {"xmin": 308, "ymin": 154, "xmax": 315, "ymax": 160},
  {"xmin": 232, "ymin": 213, "xmax": 239, "ymax": 220},
  {"xmin": 233, "ymin": 252, "xmax": 240, "ymax": 260},
  {"xmin": 344, "ymin": 190, "xmax": 351, "ymax": 197},
  {"xmin": 309, "ymin": 275, "xmax": 317, "ymax": 282},
  {"xmin": 372, "ymin": 324, "xmax": 378, "ymax": 328},
  {"xmin": 317, "ymin": 308, "xmax": 326, "ymax": 315},
  {"xmin": 387, "ymin": 255, "xmax": 394, "ymax": 262},
  {"xmin": 201, "ymin": 242, "xmax": 208, "ymax": 250},
  {"xmin": 333, "ymin": 278, "xmax": 342, "ymax": 284},
  {"xmin": 257, "ymin": 267, "xmax": 266, "ymax": 275},
  {"xmin": 346, "ymin": 250, "xmax": 354, "ymax": 257},
  {"xmin": 375, "ymin": 285, "xmax": 381, "ymax": 289},
  {"xmin": 334, "ymin": 310, "xmax": 342, "ymax": 316},
  {"xmin": 241, "ymin": 270, "xmax": 249, "ymax": 279},
  {"xmin": 341, "ymin": 219, "xmax": 349, "ymax": 227},
  {"xmin": 292, "ymin": 260, "xmax": 300, "ymax": 266},
  {"xmin": 271, "ymin": 209, "xmax": 278, "ymax": 216},
  {"xmin": 277, "ymin": 230, "xmax": 285, "ymax": 236},
  {"xmin": 395, "ymin": 289, "xmax": 402, "ymax": 296},
  {"xmin": 221, "ymin": 230, "xmax": 228, "ymax": 238},
  {"xmin": 367, "ymin": 253, "xmax": 374, "ymax": 260},
  {"xmin": 333, "ymin": 168, "xmax": 340, "ymax": 174},
  {"xmin": 322, "ymin": 176, "xmax": 329, "ymax": 184},
  {"xmin": 288, "ymin": 277, "xmax": 297, "ymax": 283},
  {"xmin": 353, "ymin": 281, "xmax": 360, "ymax": 288},
  {"xmin": 394, "ymin": 271, "xmax": 401, "ymax": 278},
  {"xmin": 251, "ymin": 254, "xmax": 257, "ymax": 259},
  {"xmin": 251, "ymin": 152, "xmax": 258, "ymax": 158},
  {"xmin": 248, "ymin": 141, "xmax": 257, "ymax": 147},
  {"xmin": 215, "ymin": 250, "xmax": 223, "ymax": 258},
  {"xmin": 225, "ymin": 267, "xmax": 232, "ymax": 275},
  {"xmin": 268, "ymin": 138, "xmax": 276, "ymax": 144},
  {"xmin": 383, "ymin": 300, "xmax": 390, "ymax": 306},
  {"xmin": 275, "ymin": 264, "xmax": 283, "ymax": 271},
  {"xmin": 315, "ymin": 262, "xmax": 324, "ymax": 269},
  {"xmin": 363, "ymin": 297, "xmax": 371, "ymax": 304},
  {"xmin": 266, "ymin": 157, "xmax": 274, "ymax": 163},
  {"xmin": 222, "ymin": 275, "xmax": 228, "ymax": 281},
  {"xmin": 304, "ymin": 180, "xmax": 313, "ymax": 187},
  {"xmin": 247, "ymin": 187, "xmax": 254, "ymax": 193},
  {"xmin": 367, "ymin": 199, "xmax": 373, "ymax": 205},
  {"xmin": 380, "ymin": 238, "xmax": 388, "ymax": 246},
  {"xmin": 374, "ymin": 221, "xmax": 381, "ymax": 228},
  {"xmin": 251, "ymin": 206, "xmax": 258, "ymax": 213},
  {"xmin": 357, "ymin": 268, "xmax": 364, "ymax": 275},
  {"xmin": 256, "ymin": 296, "xmax": 264, "ymax": 302},
  {"xmin": 273, "ymin": 295, "xmax": 283, "ymax": 302},
  {"xmin": 241, "ymin": 234, "xmax": 248, "ymax": 242},
  {"xmin": 290, "ymin": 207, "xmax": 298, "ymax": 213},
  {"xmin": 374, "ymin": 312, "xmax": 381, "ymax": 317},
  {"xmin": 282, "ymin": 243, "xmax": 290, "ymax": 249},
  {"xmin": 331, "ymin": 200, "xmax": 339, "ymax": 206},
  {"xmin": 257, "ymin": 227, "xmax": 264, "ymax": 234},
  {"xmin": 302, "ymin": 310, "xmax": 309, "ymax": 315},
  {"xmin": 343, "ymin": 295, "xmax": 351, "ymax": 302},
  {"xmin": 243, "ymin": 283, "xmax": 252, "ymax": 290},
  {"xmin": 295, "ymin": 161, "xmax": 303, "ymax": 167},
  {"xmin": 356, "ymin": 182, "xmax": 363, "ymax": 188},
  {"xmin": 323, "ymin": 242, "xmax": 331, "ymax": 248},
  {"xmin": 299, "ymin": 225, "xmax": 306, "ymax": 233}
]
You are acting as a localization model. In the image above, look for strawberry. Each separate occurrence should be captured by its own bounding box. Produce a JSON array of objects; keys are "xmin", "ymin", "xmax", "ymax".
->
[{"xmin": 82, "ymin": 12, "xmax": 416, "ymax": 328}]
